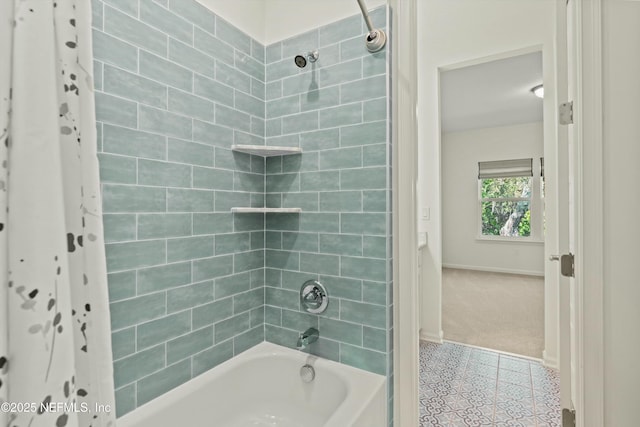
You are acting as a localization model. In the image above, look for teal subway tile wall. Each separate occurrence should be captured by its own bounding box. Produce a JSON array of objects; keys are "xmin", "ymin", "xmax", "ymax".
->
[
  {"xmin": 93, "ymin": 0, "xmax": 393, "ymax": 422},
  {"xmin": 93, "ymin": 0, "xmax": 265, "ymax": 417},
  {"xmin": 262, "ymin": 6, "xmax": 394, "ymax": 425}
]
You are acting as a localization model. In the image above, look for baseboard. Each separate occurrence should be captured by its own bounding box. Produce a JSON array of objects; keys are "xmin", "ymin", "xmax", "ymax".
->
[
  {"xmin": 542, "ymin": 350, "xmax": 559, "ymax": 370},
  {"xmin": 444, "ymin": 339, "xmax": 543, "ymax": 363},
  {"xmin": 419, "ymin": 329, "xmax": 443, "ymax": 344},
  {"xmin": 442, "ymin": 263, "xmax": 544, "ymax": 277}
]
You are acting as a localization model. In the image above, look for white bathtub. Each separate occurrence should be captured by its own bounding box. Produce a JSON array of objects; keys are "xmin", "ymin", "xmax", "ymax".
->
[{"xmin": 117, "ymin": 342, "xmax": 387, "ymax": 427}]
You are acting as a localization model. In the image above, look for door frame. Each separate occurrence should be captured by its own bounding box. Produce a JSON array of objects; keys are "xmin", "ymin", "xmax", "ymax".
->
[
  {"xmin": 390, "ymin": 0, "xmax": 420, "ymax": 425},
  {"xmin": 392, "ymin": 0, "xmax": 605, "ymax": 425},
  {"xmin": 392, "ymin": 0, "xmax": 605, "ymax": 426},
  {"xmin": 434, "ymin": 43, "xmax": 560, "ymax": 369},
  {"xmin": 567, "ymin": 0, "xmax": 605, "ymax": 424}
]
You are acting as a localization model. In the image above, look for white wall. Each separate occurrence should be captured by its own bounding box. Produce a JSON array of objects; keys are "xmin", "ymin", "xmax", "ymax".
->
[
  {"xmin": 197, "ymin": 0, "xmax": 387, "ymax": 45},
  {"xmin": 197, "ymin": 0, "xmax": 266, "ymax": 41},
  {"xmin": 442, "ymin": 122, "xmax": 545, "ymax": 276},
  {"xmin": 264, "ymin": 0, "xmax": 386, "ymax": 45},
  {"xmin": 417, "ymin": 0, "xmax": 558, "ymax": 364},
  {"xmin": 602, "ymin": 1, "xmax": 640, "ymax": 424}
]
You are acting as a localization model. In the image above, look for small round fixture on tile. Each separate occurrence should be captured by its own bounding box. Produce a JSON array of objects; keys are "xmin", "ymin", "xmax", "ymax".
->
[
  {"xmin": 364, "ymin": 29, "xmax": 387, "ymax": 53},
  {"xmin": 294, "ymin": 55, "xmax": 307, "ymax": 68},
  {"xmin": 356, "ymin": 0, "xmax": 387, "ymax": 53},
  {"xmin": 300, "ymin": 280, "xmax": 328, "ymax": 314},
  {"xmin": 294, "ymin": 50, "xmax": 319, "ymax": 68}
]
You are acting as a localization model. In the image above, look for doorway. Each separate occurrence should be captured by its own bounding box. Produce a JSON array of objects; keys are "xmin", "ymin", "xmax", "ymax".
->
[
  {"xmin": 417, "ymin": 48, "xmax": 562, "ymax": 426},
  {"xmin": 402, "ymin": 0, "xmax": 609, "ymax": 425},
  {"xmin": 439, "ymin": 51, "xmax": 546, "ymax": 359}
]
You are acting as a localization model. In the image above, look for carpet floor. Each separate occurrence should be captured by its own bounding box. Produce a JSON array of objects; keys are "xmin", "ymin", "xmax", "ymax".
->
[{"xmin": 442, "ymin": 268, "xmax": 544, "ymax": 359}]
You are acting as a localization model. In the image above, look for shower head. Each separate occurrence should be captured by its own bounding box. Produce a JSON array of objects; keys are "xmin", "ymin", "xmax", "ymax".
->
[
  {"xmin": 294, "ymin": 50, "xmax": 319, "ymax": 68},
  {"xmin": 294, "ymin": 55, "xmax": 307, "ymax": 68}
]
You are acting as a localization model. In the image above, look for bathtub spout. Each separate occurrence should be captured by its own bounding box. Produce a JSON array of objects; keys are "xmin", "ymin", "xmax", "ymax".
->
[{"xmin": 296, "ymin": 327, "xmax": 319, "ymax": 350}]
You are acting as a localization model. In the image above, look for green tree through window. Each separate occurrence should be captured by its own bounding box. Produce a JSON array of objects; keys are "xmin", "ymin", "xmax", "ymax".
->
[{"xmin": 480, "ymin": 177, "xmax": 532, "ymax": 237}]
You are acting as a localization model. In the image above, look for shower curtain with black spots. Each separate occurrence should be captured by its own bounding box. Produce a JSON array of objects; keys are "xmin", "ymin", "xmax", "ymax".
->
[{"xmin": 0, "ymin": 1, "xmax": 116, "ymax": 426}]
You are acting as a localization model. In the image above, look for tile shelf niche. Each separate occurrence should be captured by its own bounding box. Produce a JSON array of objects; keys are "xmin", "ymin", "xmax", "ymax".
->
[
  {"xmin": 231, "ymin": 144, "xmax": 302, "ymax": 157},
  {"xmin": 230, "ymin": 145, "xmax": 303, "ymax": 213}
]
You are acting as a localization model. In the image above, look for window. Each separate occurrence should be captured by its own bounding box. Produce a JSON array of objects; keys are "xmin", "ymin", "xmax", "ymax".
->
[
  {"xmin": 480, "ymin": 177, "xmax": 532, "ymax": 237},
  {"xmin": 478, "ymin": 158, "xmax": 533, "ymax": 238}
]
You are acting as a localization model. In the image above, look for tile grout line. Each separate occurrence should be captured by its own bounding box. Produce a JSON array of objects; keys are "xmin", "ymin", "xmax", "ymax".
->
[
  {"xmin": 530, "ymin": 361, "xmax": 540, "ymax": 427},
  {"xmin": 493, "ymin": 355, "xmax": 501, "ymax": 425}
]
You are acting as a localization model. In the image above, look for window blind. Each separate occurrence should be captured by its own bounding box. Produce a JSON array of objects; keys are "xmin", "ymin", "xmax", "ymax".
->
[{"xmin": 478, "ymin": 158, "xmax": 533, "ymax": 179}]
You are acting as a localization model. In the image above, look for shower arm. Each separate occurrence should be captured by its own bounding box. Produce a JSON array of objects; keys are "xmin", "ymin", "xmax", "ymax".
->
[{"xmin": 356, "ymin": 0, "xmax": 376, "ymax": 34}]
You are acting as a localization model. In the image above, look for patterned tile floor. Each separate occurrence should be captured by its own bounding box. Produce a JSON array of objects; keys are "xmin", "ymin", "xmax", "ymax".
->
[{"xmin": 419, "ymin": 341, "xmax": 561, "ymax": 427}]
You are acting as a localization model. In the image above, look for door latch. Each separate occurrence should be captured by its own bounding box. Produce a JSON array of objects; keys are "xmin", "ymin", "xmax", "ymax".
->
[{"xmin": 549, "ymin": 253, "xmax": 575, "ymax": 278}]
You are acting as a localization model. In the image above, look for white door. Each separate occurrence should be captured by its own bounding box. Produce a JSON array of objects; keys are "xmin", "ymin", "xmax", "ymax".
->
[
  {"xmin": 567, "ymin": 0, "xmax": 579, "ymax": 414},
  {"xmin": 555, "ymin": 0, "xmax": 572, "ymax": 413}
]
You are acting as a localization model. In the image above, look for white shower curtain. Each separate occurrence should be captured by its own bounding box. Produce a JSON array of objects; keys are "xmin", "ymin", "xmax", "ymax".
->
[{"xmin": 0, "ymin": 1, "xmax": 116, "ymax": 426}]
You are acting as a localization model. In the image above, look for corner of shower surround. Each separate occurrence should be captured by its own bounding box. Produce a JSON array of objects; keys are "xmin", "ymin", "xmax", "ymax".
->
[{"xmin": 92, "ymin": 0, "xmax": 393, "ymax": 421}]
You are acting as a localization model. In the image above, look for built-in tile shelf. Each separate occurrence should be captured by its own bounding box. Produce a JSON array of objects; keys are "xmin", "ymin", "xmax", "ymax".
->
[
  {"xmin": 231, "ymin": 145, "xmax": 302, "ymax": 157},
  {"xmin": 230, "ymin": 207, "xmax": 302, "ymax": 213},
  {"xmin": 231, "ymin": 145, "xmax": 303, "ymax": 213}
]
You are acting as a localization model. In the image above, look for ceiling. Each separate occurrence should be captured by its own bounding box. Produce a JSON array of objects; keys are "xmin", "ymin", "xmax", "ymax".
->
[
  {"xmin": 440, "ymin": 51, "xmax": 543, "ymax": 134},
  {"xmin": 197, "ymin": 0, "xmax": 386, "ymax": 45}
]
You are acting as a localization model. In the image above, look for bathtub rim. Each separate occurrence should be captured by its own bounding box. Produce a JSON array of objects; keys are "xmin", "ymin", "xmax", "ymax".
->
[{"xmin": 116, "ymin": 341, "xmax": 386, "ymax": 427}]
